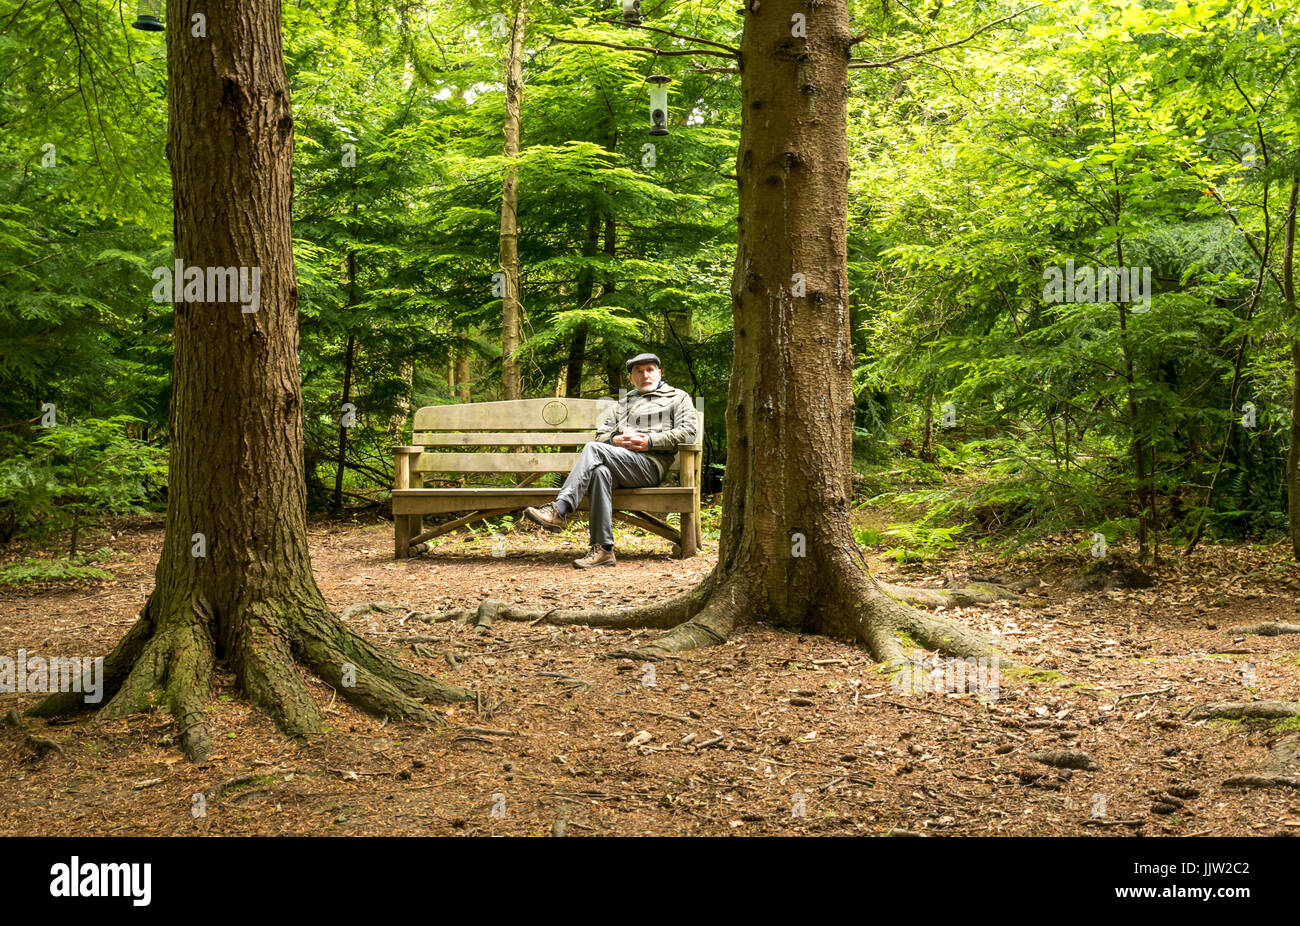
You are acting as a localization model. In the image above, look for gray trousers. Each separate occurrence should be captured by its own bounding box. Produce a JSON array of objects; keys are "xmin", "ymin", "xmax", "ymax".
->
[{"xmin": 555, "ymin": 441, "xmax": 662, "ymax": 547}]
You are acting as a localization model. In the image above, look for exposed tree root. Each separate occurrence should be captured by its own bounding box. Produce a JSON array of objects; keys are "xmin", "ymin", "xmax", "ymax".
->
[
  {"xmin": 1223, "ymin": 735, "xmax": 1300, "ymax": 790},
  {"xmin": 25, "ymin": 601, "xmax": 158, "ymax": 720},
  {"xmin": 1027, "ymin": 749, "xmax": 1099, "ymax": 771},
  {"xmin": 849, "ymin": 570, "xmax": 1015, "ymax": 667},
  {"xmin": 1186, "ymin": 701, "xmax": 1298, "ymax": 721},
  {"xmin": 2, "ymin": 708, "xmax": 65, "ymax": 760},
  {"xmin": 607, "ymin": 575, "xmax": 749, "ymax": 661},
  {"xmin": 1222, "ymin": 773, "xmax": 1300, "ymax": 789},
  {"xmin": 163, "ymin": 598, "xmax": 217, "ymax": 762},
  {"xmin": 1230, "ymin": 622, "xmax": 1300, "ymax": 636},
  {"xmin": 878, "ymin": 580, "xmax": 1021, "ymax": 609},
  {"xmin": 404, "ymin": 550, "xmax": 1017, "ymax": 676},
  {"xmin": 406, "ymin": 569, "xmax": 724, "ymax": 632},
  {"xmin": 27, "ymin": 555, "xmax": 1015, "ymax": 762},
  {"xmin": 298, "ymin": 604, "xmax": 474, "ymax": 718},
  {"xmin": 27, "ymin": 592, "xmax": 475, "ymax": 763},
  {"xmin": 1186, "ymin": 702, "xmax": 1300, "ymax": 789}
]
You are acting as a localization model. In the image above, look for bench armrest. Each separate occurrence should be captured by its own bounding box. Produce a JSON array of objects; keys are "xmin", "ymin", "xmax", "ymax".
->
[{"xmin": 393, "ymin": 446, "xmax": 422, "ymax": 490}]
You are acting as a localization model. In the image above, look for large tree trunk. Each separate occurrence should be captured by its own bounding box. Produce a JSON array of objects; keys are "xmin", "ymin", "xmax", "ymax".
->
[
  {"xmin": 425, "ymin": 0, "xmax": 1009, "ymax": 665},
  {"xmin": 498, "ymin": 0, "xmax": 529, "ymax": 401},
  {"xmin": 29, "ymin": 0, "xmax": 471, "ymax": 760}
]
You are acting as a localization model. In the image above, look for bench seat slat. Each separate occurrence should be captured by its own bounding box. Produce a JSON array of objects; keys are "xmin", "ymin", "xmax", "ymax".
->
[
  {"xmin": 414, "ymin": 431, "xmax": 597, "ymax": 447},
  {"xmin": 414, "ymin": 398, "xmax": 611, "ymax": 431},
  {"xmin": 411, "ymin": 451, "xmax": 682, "ymax": 474},
  {"xmin": 393, "ymin": 487, "xmax": 692, "ymax": 516}
]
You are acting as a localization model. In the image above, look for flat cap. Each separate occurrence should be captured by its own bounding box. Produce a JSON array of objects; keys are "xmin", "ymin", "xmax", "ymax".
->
[{"xmin": 626, "ymin": 352, "xmax": 662, "ymax": 372}]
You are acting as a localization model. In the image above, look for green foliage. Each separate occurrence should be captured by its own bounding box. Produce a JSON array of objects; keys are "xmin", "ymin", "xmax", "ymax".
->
[
  {"xmin": 0, "ymin": 549, "xmax": 115, "ymax": 586},
  {"xmin": 850, "ymin": 0, "xmax": 1300, "ymax": 549},
  {"xmin": 0, "ymin": 417, "xmax": 166, "ymax": 554},
  {"xmin": 881, "ymin": 521, "xmax": 969, "ymax": 563}
]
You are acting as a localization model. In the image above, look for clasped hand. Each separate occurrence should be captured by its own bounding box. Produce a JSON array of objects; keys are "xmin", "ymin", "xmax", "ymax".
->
[{"xmin": 613, "ymin": 432, "xmax": 651, "ymax": 452}]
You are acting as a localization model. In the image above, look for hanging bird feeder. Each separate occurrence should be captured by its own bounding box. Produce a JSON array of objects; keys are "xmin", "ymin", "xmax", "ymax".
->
[
  {"xmin": 621, "ymin": 0, "xmax": 643, "ymax": 24},
  {"xmin": 131, "ymin": 0, "xmax": 164, "ymax": 31},
  {"xmin": 647, "ymin": 75, "xmax": 670, "ymax": 136}
]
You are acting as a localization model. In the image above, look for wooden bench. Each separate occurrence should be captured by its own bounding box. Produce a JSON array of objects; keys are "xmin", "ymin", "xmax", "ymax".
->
[{"xmin": 391, "ymin": 397, "xmax": 703, "ymax": 559}]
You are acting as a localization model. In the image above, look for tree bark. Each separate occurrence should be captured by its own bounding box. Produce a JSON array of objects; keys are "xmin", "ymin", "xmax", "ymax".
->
[
  {"xmin": 499, "ymin": 0, "xmax": 529, "ymax": 401},
  {"xmin": 1284, "ymin": 177, "xmax": 1299, "ymax": 558},
  {"xmin": 28, "ymin": 0, "xmax": 472, "ymax": 760}
]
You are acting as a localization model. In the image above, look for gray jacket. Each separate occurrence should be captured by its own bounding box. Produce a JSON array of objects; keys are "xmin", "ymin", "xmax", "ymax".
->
[{"xmin": 593, "ymin": 381, "xmax": 699, "ymax": 482}]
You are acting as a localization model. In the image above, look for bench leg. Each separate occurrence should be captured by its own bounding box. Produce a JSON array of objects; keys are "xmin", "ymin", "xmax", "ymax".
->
[
  {"xmin": 395, "ymin": 514, "xmax": 412, "ymax": 559},
  {"xmin": 680, "ymin": 508, "xmax": 698, "ymax": 558}
]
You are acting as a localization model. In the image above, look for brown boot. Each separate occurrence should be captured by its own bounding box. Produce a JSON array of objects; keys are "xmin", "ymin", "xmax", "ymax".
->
[
  {"xmin": 524, "ymin": 501, "xmax": 568, "ymax": 532},
  {"xmin": 573, "ymin": 546, "xmax": 616, "ymax": 569}
]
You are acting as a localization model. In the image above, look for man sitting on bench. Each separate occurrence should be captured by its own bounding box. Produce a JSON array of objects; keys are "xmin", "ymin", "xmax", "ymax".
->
[{"xmin": 525, "ymin": 352, "xmax": 698, "ymax": 568}]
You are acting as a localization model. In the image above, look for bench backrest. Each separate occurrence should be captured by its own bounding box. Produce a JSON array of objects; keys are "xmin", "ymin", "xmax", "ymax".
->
[{"xmin": 409, "ymin": 397, "xmax": 703, "ymax": 476}]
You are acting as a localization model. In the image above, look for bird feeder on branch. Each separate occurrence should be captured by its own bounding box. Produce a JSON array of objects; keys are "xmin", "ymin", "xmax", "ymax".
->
[
  {"xmin": 131, "ymin": 0, "xmax": 164, "ymax": 31},
  {"xmin": 647, "ymin": 75, "xmax": 670, "ymax": 136}
]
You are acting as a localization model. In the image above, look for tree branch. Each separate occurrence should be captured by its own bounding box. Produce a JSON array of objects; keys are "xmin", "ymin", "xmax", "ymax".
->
[
  {"xmin": 546, "ymin": 34, "xmax": 737, "ymax": 59},
  {"xmin": 613, "ymin": 19, "xmax": 740, "ymax": 55},
  {"xmin": 849, "ymin": 4, "xmax": 1042, "ymax": 69}
]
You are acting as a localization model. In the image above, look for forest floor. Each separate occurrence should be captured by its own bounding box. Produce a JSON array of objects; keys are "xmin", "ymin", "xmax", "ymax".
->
[{"xmin": 1, "ymin": 509, "xmax": 1298, "ymax": 836}]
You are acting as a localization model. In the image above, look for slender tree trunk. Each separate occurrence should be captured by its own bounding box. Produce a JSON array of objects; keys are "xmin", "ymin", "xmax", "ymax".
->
[
  {"xmin": 498, "ymin": 0, "xmax": 529, "ymax": 400},
  {"xmin": 333, "ymin": 330, "xmax": 355, "ymax": 513},
  {"xmin": 565, "ymin": 325, "xmax": 588, "ymax": 397},
  {"xmin": 667, "ymin": 306, "xmax": 692, "ymax": 342},
  {"xmin": 1185, "ymin": 202, "xmax": 1274, "ymax": 555},
  {"xmin": 333, "ymin": 246, "xmax": 359, "ymax": 514},
  {"xmin": 1284, "ymin": 178, "xmax": 1300, "ymax": 558},
  {"xmin": 600, "ymin": 212, "xmax": 623, "ymax": 394},
  {"xmin": 920, "ymin": 391, "xmax": 934, "ymax": 462},
  {"xmin": 455, "ymin": 336, "xmax": 472, "ymax": 403},
  {"xmin": 29, "ymin": 0, "xmax": 471, "ymax": 759},
  {"xmin": 1107, "ymin": 74, "xmax": 1149, "ymax": 560},
  {"xmin": 390, "ymin": 359, "xmax": 413, "ymax": 433},
  {"xmin": 604, "ymin": 351, "xmax": 622, "ymax": 395},
  {"xmin": 567, "ymin": 210, "xmax": 601, "ymax": 398}
]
